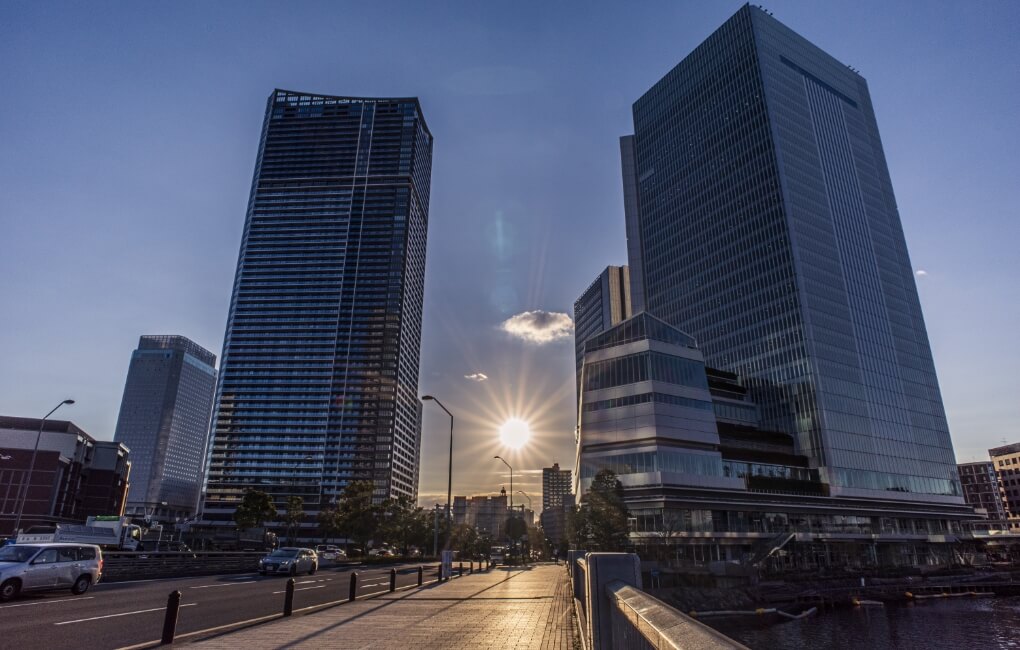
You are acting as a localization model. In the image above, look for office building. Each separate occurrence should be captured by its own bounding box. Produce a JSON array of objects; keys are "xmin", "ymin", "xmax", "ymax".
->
[
  {"xmin": 958, "ymin": 461, "xmax": 1008, "ymax": 523},
  {"xmin": 202, "ymin": 90, "xmax": 433, "ymax": 533},
  {"xmin": 453, "ymin": 493, "xmax": 509, "ymax": 539},
  {"xmin": 990, "ymin": 443, "xmax": 1020, "ymax": 532},
  {"xmin": 575, "ymin": 314, "xmax": 972, "ymax": 569},
  {"xmin": 113, "ymin": 335, "xmax": 217, "ymax": 521},
  {"xmin": 574, "ymin": 266, "xmax": 632, "ymax": 390},
  {"xmin": 0, "ymin": 416, "xmax": 131, "ymax": 535},
  {"xmin": 621, "ymin": 5, "xmax": 963, "ymax": 508}
]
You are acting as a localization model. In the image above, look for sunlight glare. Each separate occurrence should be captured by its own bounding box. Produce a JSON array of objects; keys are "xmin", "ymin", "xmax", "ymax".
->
[{"xmin": 498, "ymin": 418, "xmax": 531, "ymax": 449}]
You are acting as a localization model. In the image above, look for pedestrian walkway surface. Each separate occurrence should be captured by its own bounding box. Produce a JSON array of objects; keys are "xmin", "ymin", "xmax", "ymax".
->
[{"xmin": 192, "ymin": 563, "xmax": 577, "ymax": 649}]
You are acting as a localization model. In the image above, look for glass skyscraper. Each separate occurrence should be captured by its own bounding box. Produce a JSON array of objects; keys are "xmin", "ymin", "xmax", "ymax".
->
[
  {"xmin": 202, "ymin": 90, "xmax": 433, "ymax": 529},
  {"xmin": 623, "ymin": 6, "xmax": 962, "ymax": 506},
  {"xmin": 114, "ymin": 335, "xmax": 217, "ymax": 521}
]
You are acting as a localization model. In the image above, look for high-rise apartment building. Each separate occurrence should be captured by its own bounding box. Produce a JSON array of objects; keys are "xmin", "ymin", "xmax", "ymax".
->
[
  {"xmin": 113, "ymin": 335, "xmax": 216, "ymax": 521},
  {"xmin": 573, "ymin": 266, "xmax": 632, "ymax": 392},
  {"xmin": 202, "ymin": 90, "xmax": 433, "ymax": 532},
  {"xmin": 540, "ymin": 462, "xmax": 573, "ymax": 547},
  {"xmin": 990, "ymin": 443, "xmax": 1020, "ymax": 532},
  {"xmin": 622, "ymin": 6, "xmax": 962, "ymax": 507}
]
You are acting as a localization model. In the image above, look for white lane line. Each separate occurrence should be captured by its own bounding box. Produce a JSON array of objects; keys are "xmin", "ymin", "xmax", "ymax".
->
[
  {"xmin": 271, "ymin": 585, "xmax": 326, "ymax": 594},
  {"xmin": 189, "ymin": 581, "xmax": 257, "ymax": 589},
  {"xmin": 360, "ymin": 582, "xmax": 384, "ymax": 588},
  {"xmin": 55, "ymin": 603, "xmax": 196, "ymax": 625},
  {"xmin": 0, "ymin": 596, "xmax": 95, "ymax": 609},
  {"xmin": 295, "ymin": 580, "xmax": 318, "ymax": 584}
]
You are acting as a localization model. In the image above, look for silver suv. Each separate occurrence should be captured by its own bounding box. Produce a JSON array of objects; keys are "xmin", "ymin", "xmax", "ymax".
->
[{"xmin": 0, "ymin": 543, "xmax": 103, "ymax": 601}]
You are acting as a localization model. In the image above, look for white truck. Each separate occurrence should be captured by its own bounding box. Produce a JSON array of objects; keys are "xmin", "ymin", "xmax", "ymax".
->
[{"xmin": 16, "ymin": 516, "xmax": 145, "ymax": 551}]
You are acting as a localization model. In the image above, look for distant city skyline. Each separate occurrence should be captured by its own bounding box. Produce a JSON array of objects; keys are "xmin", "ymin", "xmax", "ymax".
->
[{"xmin": 1, "ymin": 0, "xmax": 1017, "ymax": 506}]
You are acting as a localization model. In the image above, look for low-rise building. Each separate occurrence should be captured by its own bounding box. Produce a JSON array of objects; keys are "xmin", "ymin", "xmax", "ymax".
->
[
  {"xmin": 0, "ymin": 416, "xmax": 131, "ymax": 535},
  {"xmin": 990, "ymin": 443, "xmax": 1020, "ymax": 533}
]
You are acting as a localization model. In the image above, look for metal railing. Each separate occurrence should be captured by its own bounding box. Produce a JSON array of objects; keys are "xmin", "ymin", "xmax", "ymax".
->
[{"xmin": 569, "ymin": 551, "xmax": 746, "ymax": 650}]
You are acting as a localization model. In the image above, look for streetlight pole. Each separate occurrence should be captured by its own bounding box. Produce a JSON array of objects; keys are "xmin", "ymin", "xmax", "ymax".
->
[
  {"xmin": 14, "ymin": 399, "xmax": 74, "ymax": 533},
  {"xmin": 421, "ymin": 396, "xmax": 454, "ymax": 532},
  {"xmin": 494, "ymin": 456, "xmax": 513, "ymax": 512},
  {"xmin": 516, "ymin": 490, "xmax": 532, "ymax": 513}
]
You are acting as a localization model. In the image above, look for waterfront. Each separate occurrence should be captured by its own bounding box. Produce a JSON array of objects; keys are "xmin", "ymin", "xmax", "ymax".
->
[{"xmin": 712, "ymin": 597, "xmax": 1020, "ymax": 649}]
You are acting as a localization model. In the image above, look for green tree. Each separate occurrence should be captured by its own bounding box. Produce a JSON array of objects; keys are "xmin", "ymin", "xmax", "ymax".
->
[
  {"xmin": 233, "ymin": 489, "xmax": 277, "ymax": 532},
  {"xmin": 449, "ymin": 523, "xmax": 478, "ymax": 556},
  {"xmin": 338, "ymin": 480, "xmax": 378, "ymax": 554},
  {"xmin": 379, "ymin": 496, "xmax": 430, "ymax": 556},
  {"xmin": 283, "ymin": 496, "xmax": 305, "ymax": 544},
  {"xmin": 585, "ymin": 469, "xmax": 630, "ymax": 551},
  {"xmin": 317, "ymin": 501, "xmax": 343, "ymax": 543}
]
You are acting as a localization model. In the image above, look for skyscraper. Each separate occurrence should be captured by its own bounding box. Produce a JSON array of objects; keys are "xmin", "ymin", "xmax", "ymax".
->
[
  {"xmin": 573, "ymin": 266, "xmax": 632, "ymax": 390},
  {"xmin": 622, "ymin": 6, "xmax": 962, "ymax": 506},
  {"xmin": 202, "ymin": 90, "xmax": 433, "ymax": 532},
  {"xmin": 540, "ymin": 462, "xmax": 573, "ymax": 547},
  {"xmin": 114, "ymin": 335, "xmax": 216, "ymax": 521}
]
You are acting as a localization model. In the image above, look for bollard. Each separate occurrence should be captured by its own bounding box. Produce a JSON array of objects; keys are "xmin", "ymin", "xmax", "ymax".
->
[
  {"xmin": 417, "ymin": 565, "xmax": 424, "ymax": 586},
  {"xmin": 349, "ymin": 571, "xmax": 358, "ymax": 601},
  {"xmin": 283, "ymin": 577, "xmax": 295, "ymax": 616},
  {"xmin": 459, "ymin": 561, "xmax": 463, "ymax": 577},
  {"xmin": 161, "ymin": 590, "xmax": 182, "ymax": 645},
  {"xmin": 469, "ymin": 560, "xmax": 474, "ymax": 575},
  {"xmin": 389, "ymin": 567, "xmax": 397, "ymax": 592},
  {"xmin": 437, "ymin": 564, "xmax": 444, "ymax": 582}
]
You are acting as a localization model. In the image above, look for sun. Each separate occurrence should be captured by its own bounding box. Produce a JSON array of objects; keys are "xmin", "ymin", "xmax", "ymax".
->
[{"xmin": 498, "ymin": 418, "xmax": 531, "ymax": 450}]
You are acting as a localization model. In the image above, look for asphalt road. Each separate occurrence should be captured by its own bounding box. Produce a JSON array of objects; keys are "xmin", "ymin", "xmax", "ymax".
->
[{"xmin": 0, "ymin": 561, "xmax": 441, "ymax": 649}]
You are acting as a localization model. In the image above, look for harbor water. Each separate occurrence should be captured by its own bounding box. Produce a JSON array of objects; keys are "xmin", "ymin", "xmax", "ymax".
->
[{"xmin": 710, "ymin": 596, "xmax": 1020, "ymax": 649}]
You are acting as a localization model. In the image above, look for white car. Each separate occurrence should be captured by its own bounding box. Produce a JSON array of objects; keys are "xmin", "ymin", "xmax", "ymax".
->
[
  {"xmin": 0, "ymin": 543, "xmax": 103, "ymax": 601},
  {"xmin": 315, "ymin": 545, "xmax": 346, "ymax": 561}
]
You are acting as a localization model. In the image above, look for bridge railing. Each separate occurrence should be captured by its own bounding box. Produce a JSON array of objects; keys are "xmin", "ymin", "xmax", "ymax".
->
[{"xmin": 569, "ymin": 551, "xmax": 747, "ymax": 650}]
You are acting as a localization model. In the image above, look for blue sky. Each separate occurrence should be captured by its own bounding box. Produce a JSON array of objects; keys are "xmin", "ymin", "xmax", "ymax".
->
[{"xmin": 1, "ymin": 1, "xmax": 1017, "ymax": 505}]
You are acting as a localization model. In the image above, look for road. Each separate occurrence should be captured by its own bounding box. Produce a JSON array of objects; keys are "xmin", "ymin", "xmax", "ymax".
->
[{"xmin": 0, "ymin": 562, "xmax": 441, "ymax": 649}]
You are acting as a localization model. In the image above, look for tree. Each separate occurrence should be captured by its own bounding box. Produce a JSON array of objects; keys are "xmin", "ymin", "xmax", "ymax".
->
[
  {"xmin": 586, "ymin": 469, "xmax": 630, "ymax": 551},
  {"xmin": 233, "ymin": 489, "xmax": 277, "ymax": 532},
  {"xmin": 379, "ymin": 496, "xmax": 430, "ymax": 556},
  {"xmin": 338, "ymin": 480, "xmax": 378, "ymax": 553},
  {"xmin": 283, "ymin": 496, "xmax": 305, "ymax": 544},
  {"xmin": 317, "ymin": 501, "xmax": 343, "ymax": 543},
  {"xmin": 449, "ymin": 524, "xmax": 478, "ymax": 556}
]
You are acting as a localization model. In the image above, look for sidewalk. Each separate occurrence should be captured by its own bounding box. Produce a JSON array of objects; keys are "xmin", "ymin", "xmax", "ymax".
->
[{"xmin": 191, "ymin": 563, "xmax": 577, "ymax": 649}]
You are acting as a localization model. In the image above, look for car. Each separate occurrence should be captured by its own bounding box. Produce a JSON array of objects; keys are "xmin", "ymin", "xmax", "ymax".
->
[
  {"xmin": 0, "ymin": 543, "xmax": 103, "ymax": 601},
  {"xmin": 315, "ymin": 545, "xmax": 345, "ymax": 561},
  {"xmin": 258, "ymin": 547, "xmax": 318, "ymax": 576}
]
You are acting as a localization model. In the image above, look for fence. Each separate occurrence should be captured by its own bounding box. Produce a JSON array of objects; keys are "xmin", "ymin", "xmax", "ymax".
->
[{"xmin": 569, "ymin": 551, "xmax": 747, "ymax": 650}]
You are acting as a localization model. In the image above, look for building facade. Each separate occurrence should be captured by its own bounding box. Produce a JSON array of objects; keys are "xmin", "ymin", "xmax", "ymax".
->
[
  {"xmin": 113, "ymin": 335, "xmax": 217, "ymax": 522},
  {"xmin": 958, "ymin": 461, "xmax": 1008, "ymax": 523},
  {"xmin": 540, "ymin": 463, "xmax": 574, "ymax": 548},
  {"xmin": 0, "ymin": 417, "xmax": 131, "ymax": 535},
  {"xmin": 574, "ymin": 315, "xmax": 973, "ymax": 570},
  {"xmin": 453, "ymin": 493, "xmax": 509, "ymax": 539},
  {"xmin": 990, "ymin": 443, "xmax": 1020, "ymax": 532},
  {"xmin": 574, "ymin": 266, "xmax": 632, "ymax": 391},
  {"xmin": 621, "ymin": 5, "xmax": 963, "ymax": 509},
  {"xmin": 203, "ymin": 90, "xmax": 433, "ymax": 534}
]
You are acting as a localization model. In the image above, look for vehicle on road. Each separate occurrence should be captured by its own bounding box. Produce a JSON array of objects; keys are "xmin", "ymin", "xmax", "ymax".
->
[
  {"xmin": 490, "ymin": 546, "xmax": 506, "ymax": 566},
  {"xmin": 258, "ymin": 547, "xmax": 317, "ymax": 576},
  {"xmin": 315, "ymin": 545, "xmax": 345, "ymax": 561},
  {"xmin": 16, "ymin": 515, "xmax": 144, "ymax": 551},
  {"xmin": 0, "ymin": 543, "xmax": 103, "ymax": 601}
]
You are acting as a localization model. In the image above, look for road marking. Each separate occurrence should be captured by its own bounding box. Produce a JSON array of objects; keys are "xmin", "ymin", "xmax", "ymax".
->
[
  {"xmin": 296, "ymin": 579, "xmax": 318, "ymax": 584},
  {"xmin": 189, "ymin": 581, "xmax": 257, "ymax": 589},
  {"xmin": 55, "ymin": 603, "xmax": 196, "ymax": 625},
  {"xmin": 360, "ymin": 582, "xmax": 385, "ymax": 588},
  {"xmin": 0, "ymin": 596, "xmax": 94, "ymax": 609},
  {"xmin": 271, "ymin": 585, "xmax": 326, "ymax": 594}
]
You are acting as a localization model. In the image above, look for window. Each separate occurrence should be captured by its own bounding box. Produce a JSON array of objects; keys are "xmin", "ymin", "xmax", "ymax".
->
[
  {"xmin": 33, "ymin": 549, "xmax": 59, "ymax": 564},
  {"xmin": 58, "ymin": 547, "xmax": 77, "ymax": 563}
]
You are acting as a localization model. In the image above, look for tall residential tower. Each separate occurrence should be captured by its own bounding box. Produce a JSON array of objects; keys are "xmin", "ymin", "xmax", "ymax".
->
[
  {"xmin": 113, "ymin": 335, "xmax": 216, "ymax": 521},
  {"xmin": 622, "ymin": 6, "xmax": 962, "ymax": 507},
  {"xmin": 202, "ymin": 90, "xmax": 433, "ymax": 532}
]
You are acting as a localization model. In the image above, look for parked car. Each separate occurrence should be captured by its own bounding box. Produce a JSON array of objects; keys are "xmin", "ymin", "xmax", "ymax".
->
[
  {"xmin": 0, "ymin": 543, "xmax": 103, "ymax": 601},
  {"xmin": 258, "ymin": 547, "xmax": 317, "ymax": 576}
]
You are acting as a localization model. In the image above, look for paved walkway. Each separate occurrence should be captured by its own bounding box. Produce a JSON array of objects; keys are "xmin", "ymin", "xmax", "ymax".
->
[{"xmin": 192, "ymin": 563, "xmax": 577, "ymax": 649}]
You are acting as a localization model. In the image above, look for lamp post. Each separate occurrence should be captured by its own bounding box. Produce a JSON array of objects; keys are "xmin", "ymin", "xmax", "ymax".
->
[
  {"xmin": 14, "ymin": 399, "xmax": 74, "ymax": 533},
  {"xmin": 421, "ymin": 396, "xmax": 453, "ymax": 531},
  {"xmin": 494, "ymin": 456, "xmax": 513, "ymax": 512},
  {"xmin": 516, "ymin": 490, "xmax": 532, "ymax": 514}
]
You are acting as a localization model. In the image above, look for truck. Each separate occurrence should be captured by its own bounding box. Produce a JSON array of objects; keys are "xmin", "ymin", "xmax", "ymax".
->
[{"xmin": 16, "ymin": 516, "xmax": 145, "ymax": 551}]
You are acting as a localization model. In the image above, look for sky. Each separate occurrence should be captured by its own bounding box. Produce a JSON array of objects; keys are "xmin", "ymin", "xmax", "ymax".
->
[{"xmin": 1, "ymin": 1, "xmax": 1017, "ymax": 510}]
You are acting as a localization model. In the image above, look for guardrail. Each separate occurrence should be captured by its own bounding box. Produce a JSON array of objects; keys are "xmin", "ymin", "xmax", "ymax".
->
[
  {"xmin": 569, "ymin": 552, "xmax": 747, "ymax": 650},
  {"xmin": 102, "ymin": 552, "xmax": 271, "ymax": 581}
]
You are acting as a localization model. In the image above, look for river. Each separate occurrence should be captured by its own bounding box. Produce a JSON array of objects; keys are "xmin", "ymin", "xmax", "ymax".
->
[{"xmin": 707, "ymin": 596, "xmax": 1020, "ymax": 649}]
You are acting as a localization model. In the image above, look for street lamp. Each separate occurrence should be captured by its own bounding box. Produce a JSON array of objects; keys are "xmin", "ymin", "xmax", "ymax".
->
[
  {"xmin": 14, "ymin": 399, "xmax": 74, "ymax": 533},
  {"xmin": 421, "ymin": 396, "xmax": 454, "ymax": 530},
  {"xmin": 517, "ymin": 490, "xmax": 532, "ymax": 512},
  {"xmin": 494, "ymin": 456, "xmax": 513, "ymax": 512}
]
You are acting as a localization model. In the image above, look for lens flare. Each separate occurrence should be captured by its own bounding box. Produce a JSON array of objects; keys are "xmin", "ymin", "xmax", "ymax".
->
[{"xmin": 499, "ymin": 418, "xmax": 531, "ymax": 449}]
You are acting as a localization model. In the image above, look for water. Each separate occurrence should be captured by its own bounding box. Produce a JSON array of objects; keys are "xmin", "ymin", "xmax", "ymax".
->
[{"xmin": 709, "ymin": 597, "xmax": 1020, "ymax": 649}]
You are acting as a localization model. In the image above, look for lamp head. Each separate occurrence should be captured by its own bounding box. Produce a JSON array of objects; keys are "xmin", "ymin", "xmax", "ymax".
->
[
  {"xmin": 421, "ymin": 395, "xmax": 435, "ymax": 401},
  {"xmin": 63, "ymin": 399, "xmax": 75, "ymax": 405}
]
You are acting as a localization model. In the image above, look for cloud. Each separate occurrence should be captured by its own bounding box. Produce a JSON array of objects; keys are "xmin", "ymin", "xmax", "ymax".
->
[
  {"xmin": 464, "ymin": 373, "xmax": 488, "ymax": 382},
  {"xmin": 915, "ymin": 269, "xmax": 928, "ymax": 277},
  {"xmin": 500, "ymin": 310, "xmax": 574, "ymax": 344}
]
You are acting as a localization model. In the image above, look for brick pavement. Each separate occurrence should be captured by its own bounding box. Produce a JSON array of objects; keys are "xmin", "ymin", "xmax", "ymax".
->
[{"xmin": 191, "ymin": 563, "xmax": 577, "ymax": 649}]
